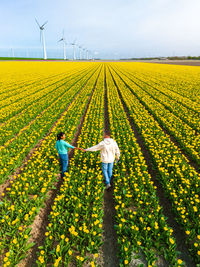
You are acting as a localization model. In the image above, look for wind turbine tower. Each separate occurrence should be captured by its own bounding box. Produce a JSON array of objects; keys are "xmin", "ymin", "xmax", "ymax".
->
[
  {"xmin": 79, "ymin": 45, "xmax": 82, "ymax": 60},
  {"xmin": 82, "ymin": 48, "xmax": 86, "ymax": 60},
  {"xmin": 35, "ymin": 18, "xmax": 48, "ymax": 60},
  {"xmin": 70, "ymin": 39, "xmax": 77, "ymax": 60},
  {"xmin": 58, "ymin": 30, "xmax": 67, "ymax": 60}
]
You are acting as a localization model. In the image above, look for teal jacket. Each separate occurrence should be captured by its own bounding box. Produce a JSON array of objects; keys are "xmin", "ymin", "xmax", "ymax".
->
[{"xmin": 55, "ymin": 140, "xmax": 75, "ymax": 154}]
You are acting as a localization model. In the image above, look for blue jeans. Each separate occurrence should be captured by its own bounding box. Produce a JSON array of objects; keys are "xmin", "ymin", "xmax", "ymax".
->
[
  {"xmin": 102, "ymin": 162, "xmax": 114, "ymax": 185},
  {"xmin": 59, "ymin": 153, "xmax": 68, "ymax": 178}
]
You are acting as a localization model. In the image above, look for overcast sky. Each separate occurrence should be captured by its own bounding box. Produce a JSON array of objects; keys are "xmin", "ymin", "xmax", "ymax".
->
[{"xmin": 0, "ymin": 0, "xmax": 200, "ymax": 59}]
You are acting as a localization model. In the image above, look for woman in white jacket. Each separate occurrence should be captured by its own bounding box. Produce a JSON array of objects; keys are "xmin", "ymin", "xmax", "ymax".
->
[{"xmin": 85, "ymin": 130, "xmax": 120, "ymax": 189}]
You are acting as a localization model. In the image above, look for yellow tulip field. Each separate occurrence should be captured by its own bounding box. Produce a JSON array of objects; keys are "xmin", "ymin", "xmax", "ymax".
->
[{"xmin": 0, "ymin": 61, "xmax": 199, "ymax": 266}]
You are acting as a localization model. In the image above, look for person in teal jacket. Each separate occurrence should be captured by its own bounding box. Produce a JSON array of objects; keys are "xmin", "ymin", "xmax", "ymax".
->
[{"xmin": 55, "ymin": 132, "xmax": 82, "ymax": 178}]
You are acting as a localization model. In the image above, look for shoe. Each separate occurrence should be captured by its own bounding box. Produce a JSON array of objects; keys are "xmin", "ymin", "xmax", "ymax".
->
[{"xmin": 106, "ymin": 184, "xmax": 111, "ymax": 190}]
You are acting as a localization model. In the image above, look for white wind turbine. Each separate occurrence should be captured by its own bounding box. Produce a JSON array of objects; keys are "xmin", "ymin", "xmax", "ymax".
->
[
  {"xmin": 70, "ymin": 39, "xmax": 77, "ymax": 60},
  {"xmin": 58, "ymin": 30, "xmax": 67, "ymax": 60},
  {"xmin": 86, "ymin": 49, "xmax": 89, "ymax": 60},
  {"xmin": 35, "ymin": 18, "xmax": 48, "ymax": 60},
  {"xmin": 82, "ymin": 47, "xmax": 87, "ymax": 60},
  {"xmin": 79, "ymin": 45, "xmax": 83, "ymax": 60}
]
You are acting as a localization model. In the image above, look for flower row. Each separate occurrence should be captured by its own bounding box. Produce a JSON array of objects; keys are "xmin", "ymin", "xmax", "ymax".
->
[
  {"xmin": 109, "ymin": 66, "xmax": 200, "ymax": 263},
  {"xmin": 0, "ymin": 66, "xmax": 101, "ymax": 266},
  {"xmin": 106, "ymin": 66, "xmax": 183, "ymax": 266}
]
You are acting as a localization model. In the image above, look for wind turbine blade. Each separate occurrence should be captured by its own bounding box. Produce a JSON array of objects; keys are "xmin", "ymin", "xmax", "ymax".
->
[
  {"xmin": 40, "ymin": 30, "xmax": 42, "ymax": 42},
  {"xmin": 41, "ymin": 21, "xmax": 48, "ymax": 27},
  {"xmin": 35, "ymin": 18, "xmax": 40, "ymax": 27},
  {"xmin": 58, "ymin": 38, "xmax": 63, "ymax": 42}
]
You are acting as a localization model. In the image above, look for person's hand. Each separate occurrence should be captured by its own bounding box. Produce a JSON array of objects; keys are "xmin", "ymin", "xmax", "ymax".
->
[
  {"xmin": 76, "ymin": 147, "xmax": 85, "ymax": 151},
  {"xmin": 115, "ymin": 159, "xmax": 119, "ymax": 164}
]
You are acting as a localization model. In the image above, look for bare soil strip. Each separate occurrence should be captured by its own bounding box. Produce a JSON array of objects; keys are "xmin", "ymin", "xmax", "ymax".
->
[
  {"xmin": 108, "ymin": 67, "xmax": 195, "ymax": 267},
  {"xmin": 110, "ymin": 66, "xmax": 200, "ymax": 173},
  {"xmin": 102, "ymin": 64, "xmax": 120, "ymax": 267},
  {"xmin": 0, "ymin": 66, "xmax": 100, "ymax": 200},
  {"xmin": 18, "ymin": 66, "xmax": 103, "ymax": 267}
]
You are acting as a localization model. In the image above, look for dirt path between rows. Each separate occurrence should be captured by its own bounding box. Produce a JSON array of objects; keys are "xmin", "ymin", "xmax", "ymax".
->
[
  {"xmin": 101, "ymin": 64, "xmax": 120, "ymax": 267},
  {"xmin": 108, "ymin": 66, "xmax": 195, "ymax": 267}
]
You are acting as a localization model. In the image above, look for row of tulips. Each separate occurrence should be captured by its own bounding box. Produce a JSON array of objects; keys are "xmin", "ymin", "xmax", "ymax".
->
[
  {"xmin": 0, "ymin": 66, "xmax": 102, "ymax": 266},
  {"xmin": 0, "ymin": 70, "xmax": 47, "ymax": 97},
  {"xmin": 105, "ymin": 66, "xmax": 183, "ymax": 267},
  {"xmin": 116, "ymin": 62, "xmax": 200, "ymax": 109},
  {"xmin": 0, "ymin": 61, "xmax": 84, "ymax": 97},
  {"xmin": 0, "ymin": 64, "xmax": 92, "ymax": 123},
  {"xmin": 0, "ymin": 71, "xmax": 66, "ymax": 108},
  {"xmin": 108, "ymin": 66, "xmax": 200, "ymax": 263},
  {"xmin": 113, "ymin": 64, "xmax": 199, "ymax": 132},
  {"xmin": 36, "ymin": 66, "xmax": 105, "ymax": 267},
  {"xmin": 0, "ymin": 65, "xmax": 95, "ymax": 146},
  {"xmin": 110, "ymin": 65, "xmax": 200, "ymax": 165},
  {"xmin": 0, "ymin": 65, "xmax": 100, "ymax": 185}
]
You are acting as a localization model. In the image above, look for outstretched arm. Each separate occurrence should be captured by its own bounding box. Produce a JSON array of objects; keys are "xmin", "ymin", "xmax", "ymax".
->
[
  {"xmin": 64, "ymin": 141, "xmax": 75, "ymax": 149},
  {"xmin": 85, "ymin": 142, "xmax": 104, "ymax": 152},
  {"xmin": 65, "ymin": 143, "xmax": 84, "ymax": 151}
]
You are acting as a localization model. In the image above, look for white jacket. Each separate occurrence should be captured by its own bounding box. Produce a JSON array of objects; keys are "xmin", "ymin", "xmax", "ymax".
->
[{"xmin": 86, "ymin": 138, "xmax": 120, "ymax": 163}]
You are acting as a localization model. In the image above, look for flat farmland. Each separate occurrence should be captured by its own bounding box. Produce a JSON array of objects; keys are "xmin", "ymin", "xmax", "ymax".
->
[{"xmin": 0, "ymin": 61, "xmax": 199, "ymax": 267}]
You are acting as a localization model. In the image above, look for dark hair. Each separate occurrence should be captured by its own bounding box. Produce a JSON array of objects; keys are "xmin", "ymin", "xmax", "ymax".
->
[
  {"xmin": 57, "ymin": 132, "xmax": 65, "ymax": 141},
  {"xmin": 104, "ymin": 130, "xmax": 111, "ymax": 136}
]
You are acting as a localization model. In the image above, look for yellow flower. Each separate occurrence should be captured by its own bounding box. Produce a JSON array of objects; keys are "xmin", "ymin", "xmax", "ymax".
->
[
  {"xmin": 56, "ymin": 245, "xmax": 60, "ymax": 253},
  {"xmin": 177, "ymin": 259, "xmax": 183, "ymax": 264},
  {"xmin": 12, "ymin": 238, "xmax": 17, "ymax": 244},
  {"xmin": 38, "ymin": 256, "xmax": 44, "ymax": 263},
  {"xmin": 4, "ymin": 257, "xmax": 8, "ymax": 262},
  {"xmin": 124, "ymin": 260, "xmax": 129, "ymax": 265}
]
